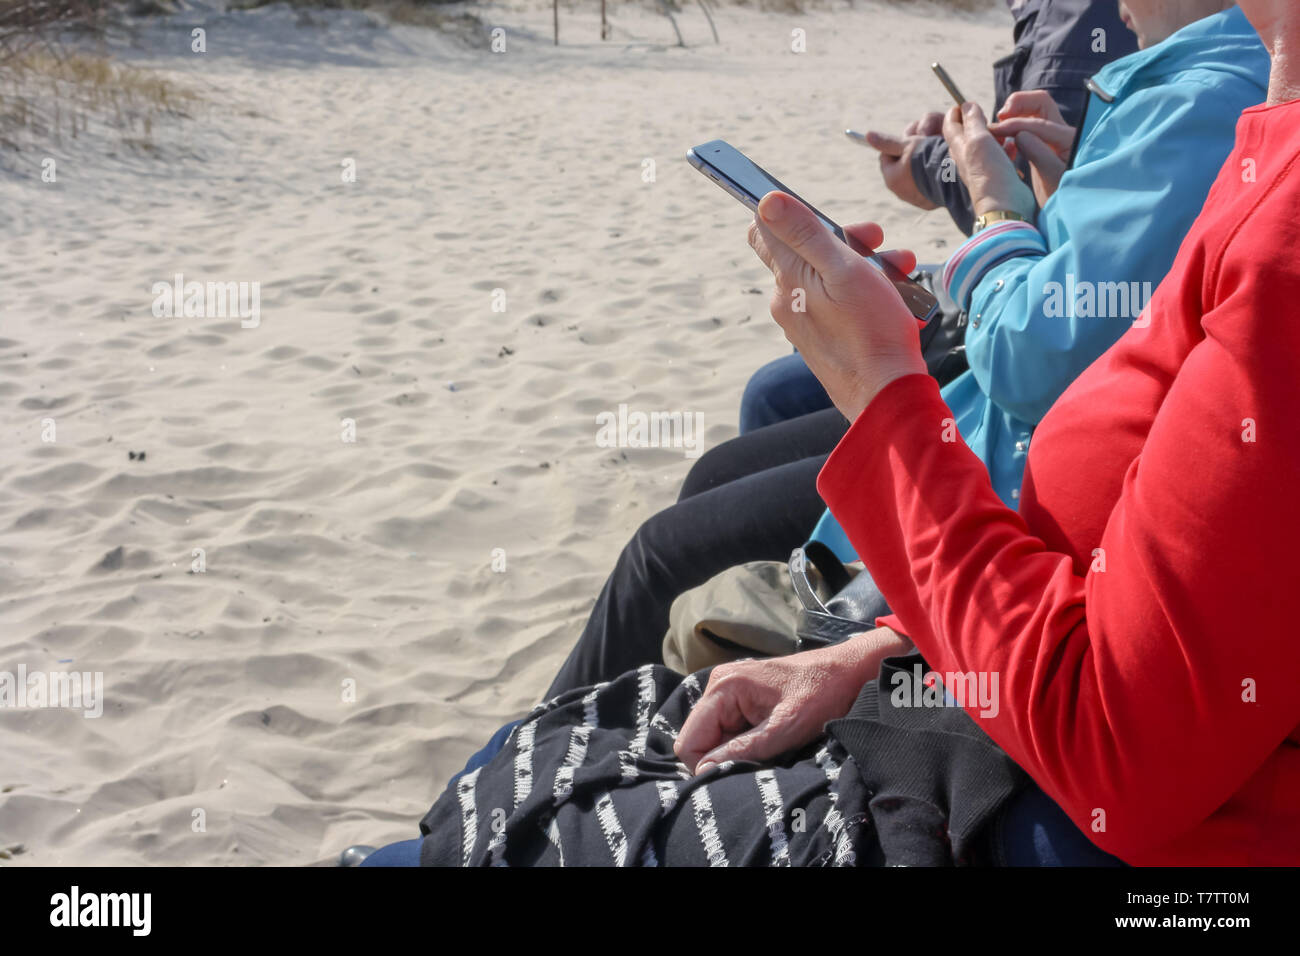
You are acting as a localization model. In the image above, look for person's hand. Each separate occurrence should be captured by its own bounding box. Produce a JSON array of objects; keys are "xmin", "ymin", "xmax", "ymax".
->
[
  {"xmin": 988, "ymin": 91, "xmax": 1075, "ymax": 205},
  {"xmin": 942, "ymin": 102, "xmax": 1037, "ymax": 220},
  {"xmin": 992, "ymin": 90, "xmax": 1070, "ymax": 142},
  {"xmin": 675, "ymin": 627, "xmax": 913, "ymax": 774},
  {"xmin": 863, "ymin": 113, "xmax": 945, "ymax": 211},
  {"xmin": 747, "ymin": 192, "xmax": 928, "ymax": 421},
  {"xmin": 903, "ymin": 111, "xmax": 947, "ymax": 138}
]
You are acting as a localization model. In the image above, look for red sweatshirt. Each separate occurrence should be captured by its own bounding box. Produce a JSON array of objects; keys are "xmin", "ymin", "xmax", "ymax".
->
[{"xmin": 818, "ymin": 99, "xmax": 1300, "ymax": 865}]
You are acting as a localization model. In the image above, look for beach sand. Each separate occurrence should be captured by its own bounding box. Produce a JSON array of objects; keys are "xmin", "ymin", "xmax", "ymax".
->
[{"xmin": 0, "ymin": 0, "xmax": 1005, "ymax": 865}]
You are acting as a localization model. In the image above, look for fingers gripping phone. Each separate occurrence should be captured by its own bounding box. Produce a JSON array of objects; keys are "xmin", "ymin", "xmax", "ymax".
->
[{"xmin": 686, "ymin": 139, "xmax": 939, "ymax": 323}]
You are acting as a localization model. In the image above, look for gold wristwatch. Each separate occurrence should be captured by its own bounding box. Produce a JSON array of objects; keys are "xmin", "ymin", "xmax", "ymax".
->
[{"xmin": 973, "ymin": 210, "xmax": 1028, "ymax": 233}]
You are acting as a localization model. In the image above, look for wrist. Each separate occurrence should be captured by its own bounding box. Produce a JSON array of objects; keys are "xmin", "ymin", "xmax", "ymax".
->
[
  {"xmin": 841, "ymin": 357, "xmax": 928, "ymax": 422},
  {"xmin": 973, "ymin": 208, "xmax": 1029, "ymax": 233},
  {"xmin": 838, "ymin": 627, "xmax": 914, "ymax": 682},
  {"xmin": 973, "ymin": 186, "xmax": 1036, "ymax": 222}
]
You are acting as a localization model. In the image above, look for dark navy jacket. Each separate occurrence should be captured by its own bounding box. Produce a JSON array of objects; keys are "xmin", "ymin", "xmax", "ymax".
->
[{"xmin": 911, "ymin": 0, "xmax": 1138, "ymax": 234}]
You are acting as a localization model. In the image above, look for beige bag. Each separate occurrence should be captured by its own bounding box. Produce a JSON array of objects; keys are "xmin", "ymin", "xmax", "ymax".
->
[{"xmin": 662, "ymin": 561, "xmax": 804, "ymax": 674}]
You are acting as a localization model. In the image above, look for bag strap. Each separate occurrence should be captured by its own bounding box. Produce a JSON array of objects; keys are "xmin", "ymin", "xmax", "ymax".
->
[
  {"xmin": 788, "ymin": 543, "xmax": 852, "ymax": 614},
  {"xmin": 803, "ymin": 541, "xmax": 853, "ymax": 592}
]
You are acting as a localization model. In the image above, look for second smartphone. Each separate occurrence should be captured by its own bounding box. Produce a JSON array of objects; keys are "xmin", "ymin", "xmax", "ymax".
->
[{"xmin": 686, "ymin": 139, "xmax": 939, "ymax": 324}]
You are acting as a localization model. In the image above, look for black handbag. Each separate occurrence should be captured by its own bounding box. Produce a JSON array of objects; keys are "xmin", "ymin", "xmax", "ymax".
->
[
  {"xmin": 916, "ymin": 268, "xmax": 970, "ymax": 388},
  {"xmin": 788, "ymin": 543, "xmax": 892, "ymax": 652}
]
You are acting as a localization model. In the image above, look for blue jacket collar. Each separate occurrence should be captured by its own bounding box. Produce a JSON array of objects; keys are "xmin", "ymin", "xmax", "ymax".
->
[{"xmin": 1091, "ymin": 6, "xmax": 1267, "ymax": 99}]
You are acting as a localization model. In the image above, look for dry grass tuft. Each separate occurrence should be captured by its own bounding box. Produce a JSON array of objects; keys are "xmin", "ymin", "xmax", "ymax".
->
[{"xmin": 0, "ymin": 50, "xmax": 194, "ymax": 151}]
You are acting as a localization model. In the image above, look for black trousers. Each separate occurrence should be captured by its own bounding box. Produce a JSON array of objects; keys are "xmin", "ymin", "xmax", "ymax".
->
[{"xmin": 545, "ymin": 407, "xmax": 849, "ymax": 699}]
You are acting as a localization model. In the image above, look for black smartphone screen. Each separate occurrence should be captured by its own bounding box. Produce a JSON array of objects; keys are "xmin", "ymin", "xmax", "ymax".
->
[{"xmin": 687, "ymin": 139, "xmax": 940, "ymax": 324}]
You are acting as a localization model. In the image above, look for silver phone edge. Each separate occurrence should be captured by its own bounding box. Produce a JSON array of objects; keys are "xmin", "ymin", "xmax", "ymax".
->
[{"xmin": 687, "ymin": 145, "xmax": 938, "ymax": 322}]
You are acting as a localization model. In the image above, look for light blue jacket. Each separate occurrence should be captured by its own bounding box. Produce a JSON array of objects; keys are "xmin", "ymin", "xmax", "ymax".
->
[{"xmin": 812, "ymin": 5, "xmax": 1269, "ymax": 561}]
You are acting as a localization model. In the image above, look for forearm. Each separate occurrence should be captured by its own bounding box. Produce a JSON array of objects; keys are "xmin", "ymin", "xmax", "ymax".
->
[{"xmin": 832, "ymin": 626, "xmax": 914, "ymax": 689}]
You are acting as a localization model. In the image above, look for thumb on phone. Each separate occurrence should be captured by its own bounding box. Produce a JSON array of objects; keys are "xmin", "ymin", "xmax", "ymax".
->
[{"xmin": 960, "ymin": 100, "xmax": 991, "ymax": 132}]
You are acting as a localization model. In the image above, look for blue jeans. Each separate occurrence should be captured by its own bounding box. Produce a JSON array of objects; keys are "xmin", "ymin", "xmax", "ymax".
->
[
  {"xmin": 989, "ymin": 785, "xmax": 1124, "ymax": 867},
  {"xmin": 738, "ymin": 353, "xmax": 830, "ymax": 434},
  {"xmin": 359, "ymin": 837, "xmax": 423, "ymax": 867}
]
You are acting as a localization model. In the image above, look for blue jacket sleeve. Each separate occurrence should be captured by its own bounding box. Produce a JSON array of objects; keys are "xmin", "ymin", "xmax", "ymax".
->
[{"xmin": 958, "ymin": 78, "xmax": 1245, "ymax": 426}]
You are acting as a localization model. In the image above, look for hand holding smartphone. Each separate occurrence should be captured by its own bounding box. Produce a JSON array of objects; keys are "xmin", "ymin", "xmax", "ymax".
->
[{"xmin": 685, "ymin": 139, "xmax": 938, "ymax": 324}]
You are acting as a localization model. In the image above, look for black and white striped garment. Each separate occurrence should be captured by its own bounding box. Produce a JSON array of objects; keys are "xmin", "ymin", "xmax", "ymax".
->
[{"xmin": 417, "ymin": 664, "xmax": 889, "ymax": 867}]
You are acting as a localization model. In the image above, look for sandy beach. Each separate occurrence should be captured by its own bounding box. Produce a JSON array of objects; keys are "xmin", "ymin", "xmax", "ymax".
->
[{"xmin": 0, "ymin": 0, "xmax": 1006, "ymax": 866}]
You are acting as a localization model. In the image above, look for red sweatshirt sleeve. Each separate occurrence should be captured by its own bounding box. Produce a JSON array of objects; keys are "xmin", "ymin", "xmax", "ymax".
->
[{"xmin": 817, "ymin": 229, "xmax": 1300, "ymax": 860}]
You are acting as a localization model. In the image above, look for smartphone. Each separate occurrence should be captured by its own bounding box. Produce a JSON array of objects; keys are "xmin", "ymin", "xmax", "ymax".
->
[
  {"xmin": 686, "ymin": 139, "xmax": 939, "ymax": 324},
  {"xmin": 931, "ymin": 62, "xmax": 966, "ymax": 106}
]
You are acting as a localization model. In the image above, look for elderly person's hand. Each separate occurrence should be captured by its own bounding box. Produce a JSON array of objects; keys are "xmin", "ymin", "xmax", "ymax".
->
[
  {"xmin": 863, "ymin": 111, "xmax": 947, "ymax": 210},
  {"xmin": 746, "ymin": 192, "xmax": 928, "ymax": 421},
  {"xmin": 988, "ymin": 91, "xmax": 1077, "ymax": 206},
  {"xmin": 942, "ymin": 101, "xmax": 1038, "ymax": 221},
  {"xmin": 675, "ymin": 627, "xmax": 913, "ymax": 774}
]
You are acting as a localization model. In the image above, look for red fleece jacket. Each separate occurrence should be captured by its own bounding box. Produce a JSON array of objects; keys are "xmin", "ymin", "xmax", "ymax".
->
[{"xmin": 818, "ymin": 99, "xmax": 1300, "ymax": 865}]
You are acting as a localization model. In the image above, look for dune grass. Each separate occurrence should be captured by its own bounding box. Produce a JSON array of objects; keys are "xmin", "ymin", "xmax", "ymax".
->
[{"xmin": 0, "ymin": 50, "xmax": 194, "ymax": 152}]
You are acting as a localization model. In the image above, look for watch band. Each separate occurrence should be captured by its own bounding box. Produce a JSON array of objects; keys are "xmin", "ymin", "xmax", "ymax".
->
[{"xmin": 973, "ymin": 209, "xmax": 1028, "ymax": 233}]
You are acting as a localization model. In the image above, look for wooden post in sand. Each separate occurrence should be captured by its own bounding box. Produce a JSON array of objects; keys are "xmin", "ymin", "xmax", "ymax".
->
[
  {"xmin": 553, "ymin": 0, "xmax": 559, "ymax": 45},
  {"xmin": 602, "ymin": 0, "xmax": 608, "ymax": 40}
]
